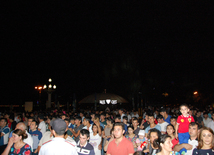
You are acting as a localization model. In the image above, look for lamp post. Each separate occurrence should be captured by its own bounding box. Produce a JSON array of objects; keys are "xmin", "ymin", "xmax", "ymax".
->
[
  {"xmin": 35, "ymin": 85, "xmax": 44, "ymax": 106},
  {"xmin": 43, "ymin": 78, "xmax": 56, "ymax": 109}
]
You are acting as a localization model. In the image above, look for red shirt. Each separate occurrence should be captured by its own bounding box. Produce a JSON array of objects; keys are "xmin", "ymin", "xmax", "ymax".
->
[
  {"xmin": 177, "ymin": 115, "xmax": 195, "ymax": 133},
  {"xmin": 107, "ymin": 137, "xmax": 135, "ymax": 155},
  {"xmin": 172, "ymin": 138, "xmax": 179, "ymax": 148}
]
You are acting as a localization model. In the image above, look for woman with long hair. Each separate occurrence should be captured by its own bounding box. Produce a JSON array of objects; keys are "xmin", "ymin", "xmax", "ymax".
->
[
  {"xmin": 193, "ymin": 127, "xmax": 214, "ymax": 155},
  {"xmin": 89, "ymin": 124, "xmax": 102, "ymax": 155},
  {"xmin": 125, "ymin": 126, "xmax": 138, "ymax": 151},
  {"xmin": 2, "ymin": 129, "xmax": 32, "ymax": 155},
  {"xmin": 102, "ymin": 117, "xmax": 114, "ymax": 148},
  {"xmin": 166, "ymin": 124, "xmax": 179, "ymax": 149}
]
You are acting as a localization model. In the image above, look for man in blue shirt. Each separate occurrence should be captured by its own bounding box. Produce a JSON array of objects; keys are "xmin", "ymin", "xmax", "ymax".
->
[
  {"xmin": 29, "ymin": 120, "xmax": 42, "ymax": 155},
  {"xmin": 145, "ymin": 114, "xmax": 161, "ymax": 137},
  {"xmin": 0, "ymin": 118, "xmax": 10, "ymax": 153},
  {"xmin": 76, "ymin": 129, "xmax": 95, "ymax": 155},
  {"xmin": 160, "ymin": 108, "xmax": 171, "ymax": 124}
]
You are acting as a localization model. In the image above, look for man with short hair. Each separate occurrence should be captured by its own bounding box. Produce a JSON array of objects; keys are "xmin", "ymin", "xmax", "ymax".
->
[
  {"xmin": 173, "ymin": 122, "xmax": 199, "ymax": 155},
  {"xmin": 38, "ymin": 115, "xmax": 46, "ymax": 135},
  {"xmin": 118, "ymin": 108, "xmax": 126, "ymax": 122},
  {"xmin": 207, "ymin": 113, "xmax": 214, "ymax": 131},
  {"xmin": 100, "ymin": 113, "xmax": 107, "ymax": 126},
  {"xmin": 0, "ymin": 118, "xmax": 10, "ymax": 152},
  {"xmin": 70, "ymin": 116, "xmax": 84, "ymax": 142},
  {"xmin": 159, "ymin": 108, "xmax": 171, "ymax": 124},
  {"xmin": 203, "ymin": 112, "xmax": 212, "ymax": 127},
  {"xmin": 156, "ymin": 114, "xmax": 169, "ymax": 134},
  {"xmin": 39, "ymin": 118, "xmax": 78, "ymax": 155},
  {"xmin": 76, "ymin": 129, "xmax": 95, "ymax": 155},
  {"xmin": 80, "ymin": 112, "xmax": 85, "ymax": 123},
  {"xmin": 132, "ymin": 117, "xmax": 140, "ymax": 135},
  {"xmin": 29, "ymin": 120, "xmax": 42, "ymax": 155},
  {"xmin": 27, "ymin": 117, "xmax": 34, "ymax": 132},
  {"xmin": 107, "ymin": 122, "xmax": 135, "ymax": 155},
  {"xmin": 115, "ymin": 115, "xmax": 127, "ymax": 134},
  {"xmin": 82, "ymin": 117, "xmax": 93, "ymax": 134},
  {"xmin": 145, "ymin": 114, "xmax": 161, "ymax": 136},
  {"xmin": 68, "ymin": 117, "xmax": 75, "ymax": 129}
]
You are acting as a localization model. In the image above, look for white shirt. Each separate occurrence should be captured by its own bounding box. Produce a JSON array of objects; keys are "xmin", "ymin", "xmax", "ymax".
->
[
  {"xmin": 132, "ymin": 113, "xmax": 139, "ymax": 118},
  {"xmin": 207, "ymin": 121, "xmax": 214, "ymax": 131},
  {"xmin": 89, "ymin": 133, "xmax": 101, "ymax": 155},
  {"xmin": 121, "ymin": 114, "xmax": 126, "ymax": 122},
  {"xmin": 24, "ymin": 131, "xmax": 33, "ymax": 151},
  {"xmin": 157, "ymin": 121, "xmax": 169, "ymax": 133},
  {"xmin": 83, "ymin": 125, "xmax": 93, "ymax": 134},
  {"xmin": 38, "ymin": 121, "xmax": 46, "ymax": 135},
  {"xmin": 38, "ymin": 131, "xmax": 53, "ymax": 147},
  {"xmin": 39, "ymin": 137, "xmax": 78, "ymax": 155},
  {"xmin": 203, "ymin": 118, "xmax": 212, "ymax": 127},
  {"xmin": 186, "ymin": 138, "xmax": 198, "ymax": 155}
]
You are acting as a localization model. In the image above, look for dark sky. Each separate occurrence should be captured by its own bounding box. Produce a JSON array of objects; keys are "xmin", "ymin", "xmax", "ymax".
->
[{"xmin": 0, "ymin": 2, "xmax": 213, "ymax": 105}]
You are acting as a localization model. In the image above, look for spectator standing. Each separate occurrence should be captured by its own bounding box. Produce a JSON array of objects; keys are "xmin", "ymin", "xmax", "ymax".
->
[
  {"xmin": 145, "ymin": 114, "xmax": 161, "ymax": 136},
  {"xmin": 89, "ymin": 124, "xmax": 102, "ymax": 155},
  {"xmin": 27, "ymin": 117, "xmax": 34, "ymax": 132},
  {"xmin": 39, "ymin": 118, "xmax": 78, "ymax": 155},
  {"xmin": 203, "ymin": 112, "xmax": 212, "ymax": 127},
  {"xmin": 118, "ymin": 108, "xmax": 126, "ymax": 122},
  {"xmin": 132, "ymin": 111, "xmax": 139, "ymax": 119},
  {"xmin": 0, "ymin": 118, "xmax": 10, "ymax": 153},
  {"xmin": 103, "ymin": 117, "xmax": 113, "ymax": 147},
  {"xmin": 71, "ymin": 116, "xmax": 84, "ymax": 142},
  {"xmin": 207, "ymin": 113, "xmax": 214, "ymax": 131},
  {"xmin": 100, "ymin": 113, "xmax": 107, "ymax": 126},
  {"xmin": 38, "ymin": 115, "xmax": 46, "ymax": 136},
  {"xmin": 68, "ymin": 117, "xmax": 75, "ymax": 129},
  {"xmin": 157, "ymin": 114, "xmax": 169, "ymax": 134},
  {"xmin": 125, "ymin": 126, "xmax": 138, "ymax": 151},
  {"xmin": 166, "ymin": 124, "xmax": 178, "ymax": 149},
  {"xmin": 196, "ymin": 111, "xmax": 204, "ymax": 128},
  {"xmin": 107, "ymin": 122, "xmax": 135, "ymax": 155},
  {"xmin": 77, "ymin": 129, "xmax": 95, "ymax": 155},
  {"xmin": 29, "ymin": 120, "xmax": 42, "ymax": 155},
  {"xmin": 159, "ymin": 108, "xmax": 171, "ymax": 124},
  {"xmin": 132, "ymin": 117, "xmax": 140, "ymax": 135},
  {"xmin": 83, "ymin": 117, "xmax": 93, "ymax": 134},
  {"xmin": 9, "ymin": 115, "xmax": 17, "ymax": 131}
]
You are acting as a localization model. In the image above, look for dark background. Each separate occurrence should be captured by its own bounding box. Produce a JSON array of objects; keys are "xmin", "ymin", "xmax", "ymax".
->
[{"xmin": 0, "ymin": 2, "xmax": 213, "ymax": 109}]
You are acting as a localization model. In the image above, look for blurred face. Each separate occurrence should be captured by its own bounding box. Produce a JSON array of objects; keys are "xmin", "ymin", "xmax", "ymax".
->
[
  {"xmin": 180, "ymin": 106, "xmax": 189, "ymax": 116},
  {"xmin": 92, "ymin": 125, "xmax": 98, "ymax": 133},
  {"xmin": 157, "ymin": 118, "xmax": 163, "ymax": 124},
  {"xmin": 161, "ymin": 137, "xmax": 173, "ymax": 152},
  {"xmin": 145, "ymin": 115, "xmax": 149, "ymax": 121},
  {"xmin": 212, "ymin": 114, "xmax": 214, "ymax": 120},
  {"xmin": 189, "ymin": 125, "xmax": 198, "ymax": 137},
  {"xmin": 148, "ymin": 116, "xmax": 155, "ymax": 124},
  {"xmin": 170, "ymin": 119, "xmax": 176, "ymax": 126},
  {"xmin": 119, "ymin": 110, "xmax": 122, "ymax": 115},
  {"xmin": 166, "ymin": 126, "xmax": 174, "ymax": 135},
  {"xmin": 70, "ymin": 120, "xmax": 74, "ymax": 124},
  {"xmin": 139, "ymin": 135, "xmax": 144, "ymax": 139},
  {"xmin": 80, "ymin": 113, "xmax": 83, "ymax": 117},
  {"xmin": 189, "ymin": 110, "xmax": 193, "ymax": 115},
  {"xmin": 203, "ymin": 114, "xmax": 208, "ymax": 118},
  {"xmin": 106, "ymin": 114, "xmax": 109, "ymax": 118},
  {"xmin": 132, "ymin": 120, "xmax": 139, "ymax": 127},
  {"xmin": 61, "ymin": 115, "xmax": 66, "ymax": 120},
  {"xmin": 0, "ymin": 119, "xmax": 6, "ymax": 127},
  {"xmin": 83, "ymin": 119, "xmax": 87, "ymax": 126},
  {"xmin": 28, "ymin": 119, "xmax": 33, "ymax": 127},
  {"xmin": 201, "ymin": 130, "xmax": 213, "ymax": 146},
  {"xmin": 79, "ymin": 134, "xmax": 89, "ymax": 146},
  {"xmin": 30, "ymin": 122, "xmax": 37, "ymax": 131},
  {"xmin": 115, "ymin": 118, "xmax": 121, "ymax": 123},
  {"xmin": 160, "ymin": 112, "xmax": 165, "ymax": 117},
  {"xmin": 123, "ymin": 119, "xmax": 127, "ymax": 124},
  {"xmin": 150, "ymin": 132, "xmax": 158, "ymax": 143},
  {"xmin": 100, "ymin": 115, "xmax": 105, "ymax": 120},
  {"xmin": 65, "ymin": 120, "xmax": 69, "ymax": 127},
  {"xmin": 12, "ymin": 133, "xmax": 21, "ymax": 143},
  {"xmin": 75, "ymin": 119, "xmax": 81, "ymax": 125},
  {"xmin": 128, "ymin": 127, "xmax": 134, "ymax": 134},
  {"xmin": 113, "ymin": 125, "xmax": 124, "ymax": 139}
]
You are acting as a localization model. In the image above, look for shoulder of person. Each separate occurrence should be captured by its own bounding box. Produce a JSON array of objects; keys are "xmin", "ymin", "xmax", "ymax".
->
[{"xmin": 42, "ymin": 140, "xmax": 52, "ymax": 145}]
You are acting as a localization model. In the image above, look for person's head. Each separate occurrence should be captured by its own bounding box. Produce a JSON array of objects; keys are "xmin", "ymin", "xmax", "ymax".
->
[
  {"xmin": 80, "ymin": 112, "xmax": 84, "ymax": 118},
  {"xmin": 156, "ymin": 114, "xmax": 164, "ymax": 124},
  {"xmin": 0, "ymin": 118, "xmax": 7, "ymax": 128},
  {"xmin": 30, "ymin": 120, "xmax": 38, "ymax": 131},
  {"xmin": 153, "ymin": 134, "xmax": 173, "ymax": 152},
  {"xmin": 203, "ymin": 112, "xmax": 208, "ymax": 119},
  {"xmin": 38, "ymin": 114, "xmax": 44, "ymax": 122},
  {"xmin": 180, "ymin": 104, "xmax": 189, "ymax": 116},
  {"xmin": 15, "ymin": 122, "xmax": 27, "ymax": 131},
  {"xmin": 170, "ymin": 117, "xmax": 177, "ymax": 127},
  {"xmin": 50, "ymin": 118, "xmax": 67, "ymax": 136},
  {"xmin": 4, "ymin": 113, "xmax": 10, "ymax": 119},
  {"xmin": 118, "ymin": 108, "xmax": 124, "ymax": 115},
  {"xmin": 79, "ymin": 129, "xmax": 90, "ymax": 146},
  {"xmin": 70, "ymin": 117, "xmax": 75, "ymax": 124},
  {"xmin": 114, "ymin": 115, "xmax": 121, "ymax": 123},
  {"xmin": 113, "ymin": 122, "xmax": 125, "ymax": 139},
  {"xmin": 61, "ymin": 114, "xmax": 66, "ymax": 120},
  {"xmin": 138, "ymin": 130, "xmax": 145, "ymax": 139},
  {"xmin": 9, "ymin": 115, "xmax": 14, "ymax": 122},
  {"xmin": 127, "ymin": 126, "xmax": 134, "ymax": 134},
  {"xmin": 133, "ymin": 151, "xmax": 146, "ymax": 155},
  {"xmin": 90, "ymin": 113, "xmax": 95, "ymax": 120},
  {"xmin": 189, "ymin": 122, "xmax": 199, "ymax": 138},
  {"xmin": 122, "ymin": 116, "xmax": 128, "ymax": 124},
  {"xmin": 197, "ymin": 111, "xmax": 201, "ymax": 116},
  {"xmin": 132, "ymin": 118, "xmax": 139, "ymax": 127},
  {"xmin": 159, "ymin": 108, "xmax": 167, "ymax": 117},
  {"xmin": 83, "ymin": 117, "xmax": 90, "ymax": 126},
  {"xmin": 64, "ymin": 119, "xmax": 69, "ymax": 127},
  {"xmin": 92, "ymin": 123, "xmax": 99, "ymax": 134},
  {"xmin": 148, "ymin": 128, "xmax": 161, "ymax": 143},
  {"xmin": 148, "ymin": 114, "xmax": 155, "ymax": 125},
  {"xmin": 100, "ymin": 113, "xmax": 106, "ymax": 121},
  {"xmin": 166, "ymin": 124, "xmax": 175, "ymax": 135},
  {"xmin": 27, "ymin": 117, "xmax": 34, "ymax": 127},
  {"xmin": 197, "ymin": 127, "xmax": 214, "ymax": 149},
  {"xmin": 106, "ymin": 117, "xmax": 114, "ymax": 126},
  {"xmin": 75, "ymin": 116, "xmax": 82, "ymax": 125},
  {"xmin": 12, "ymin": 129, "xmax": 28, "ymax": 143}
]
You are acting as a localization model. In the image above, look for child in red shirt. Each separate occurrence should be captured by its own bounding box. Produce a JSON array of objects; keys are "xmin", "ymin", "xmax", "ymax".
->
[{"xmin": 175, "ymin": 104, "xmax": 194, "ymax": 155}]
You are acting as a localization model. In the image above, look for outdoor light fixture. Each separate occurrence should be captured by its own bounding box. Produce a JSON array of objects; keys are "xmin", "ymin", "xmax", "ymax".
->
[
  {"xmin": 99, "ymin": 99, "xmax": 117, "ymax": 104},
  {"xmin": 48, "ymin": 78, "xmax": 52, "ymax": 82},
  {"xmin": 48, "ymin": 84, "xmax": 52, "ymax": 88},
  {"xmin": 106, "ymin": 99, "xmax": 111, "ymax": 104}
]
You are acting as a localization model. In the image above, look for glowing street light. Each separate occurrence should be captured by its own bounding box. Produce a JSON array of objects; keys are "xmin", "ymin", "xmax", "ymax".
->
[
  {"xmin": 43, "ymin": 78, "xmax": 56, "ymax": 109},
  {"xmin": 193, "ymin": 91, "xmax": 198, "ymax": 95}
]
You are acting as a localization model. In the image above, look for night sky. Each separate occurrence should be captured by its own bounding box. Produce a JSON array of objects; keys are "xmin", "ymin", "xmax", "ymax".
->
[{"xmin": 1, "ymin": 2, "xmax": 213, "ymax": 106}]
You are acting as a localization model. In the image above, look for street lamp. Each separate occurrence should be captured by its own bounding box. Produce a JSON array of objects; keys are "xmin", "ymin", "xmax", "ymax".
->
[
  {"xmin": 43, "ymin": 78, "xmax": 56, "ymax": 109},
  {"xmin": 35, "ymin": 85, "xmax": 44, "ymax": 105}
]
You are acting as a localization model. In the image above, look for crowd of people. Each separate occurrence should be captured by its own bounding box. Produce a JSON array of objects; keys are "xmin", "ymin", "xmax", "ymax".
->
[{"xmin": 0, "ymin": 104, "xmax": 214, "ymax": 155}]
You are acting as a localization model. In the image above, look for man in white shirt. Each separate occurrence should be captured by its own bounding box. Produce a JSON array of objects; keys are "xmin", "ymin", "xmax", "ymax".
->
[
  {"xmin": 156, "ymin": 114, "xmax": 169, "ymax": 134},
  {"xmin": 207, "ymin": 113, "xmax": 214, "ymax": 131},
  {"xmin": 118, "ymin": 108, "xmax": 126, "ymax": 122},
  {"xmin": 82, "ymin": 117, "xmax": 93, "ymax": 134},
  {"xmin": 203, "ymin": 112, "xmax": 212, "ymax": 127},
  {"xmin": 38, "ymin": 115, "xmax": 46, "ymax": 135}
]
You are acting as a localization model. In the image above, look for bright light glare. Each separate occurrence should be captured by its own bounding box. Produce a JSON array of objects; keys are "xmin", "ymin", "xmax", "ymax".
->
[
  {"xmin": 48, "ymin": 78, "xmax": 52, "ymax": 82},
  {"xmin": 35, "ymin": 86, "xmax": 37, "ymax": 89},
  {"xmin": 106, "ymin": 99, "xmax": 111, "ymax": 104},
  {"xmin": 49, "ymin": 84, "xmax": 52, "ymax": 88},
  {"xmin": 43, "ymin": 85, "xmax": 47, "ymax": 89},
  {"xmin": 193, "ymin": 91, "xmax": 198, "ymax": 95},
  {"xmin": 99, "ymin": 100, "xmax": 105, "ymax": 104},
  {"xmin": 53, "ymin": 85, "xmax": 56, "ymax": 89}
]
